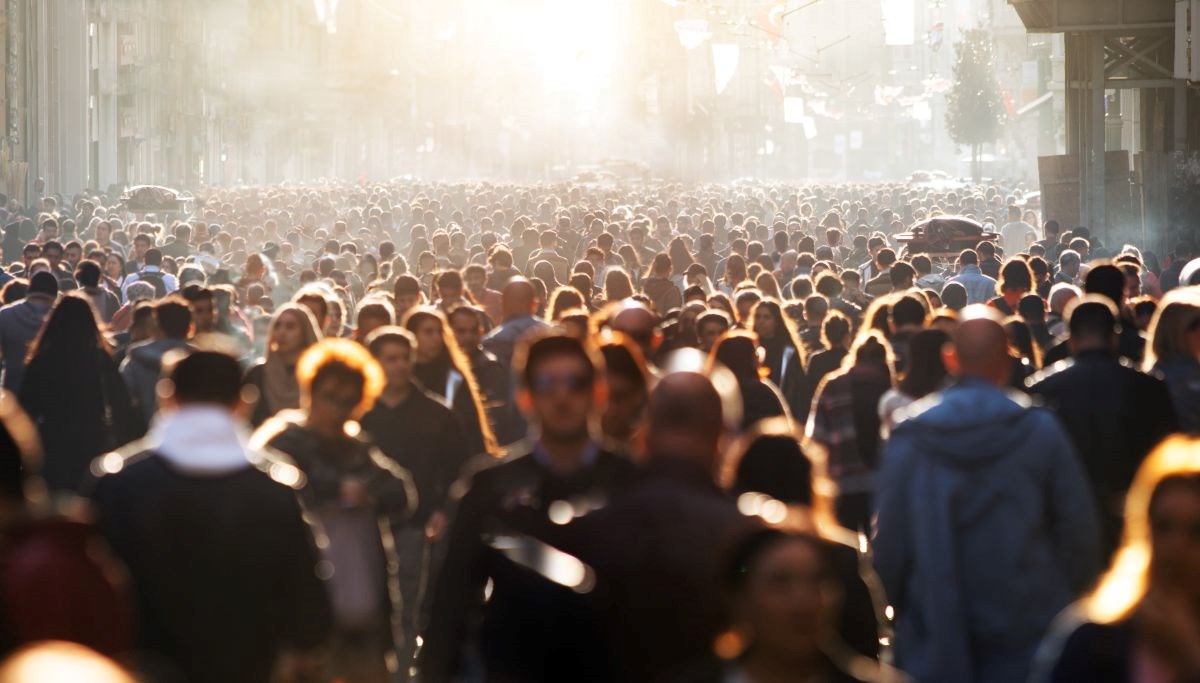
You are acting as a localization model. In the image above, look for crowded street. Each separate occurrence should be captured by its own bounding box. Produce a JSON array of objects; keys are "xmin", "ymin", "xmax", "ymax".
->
[{"xmin": 0, "ymin": 0, "xmax": 1198, "ymax": 682}]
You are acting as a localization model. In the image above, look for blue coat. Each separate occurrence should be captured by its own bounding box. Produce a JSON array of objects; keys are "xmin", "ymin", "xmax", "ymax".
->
[{"xmin": 873, "ymin": 377, "xmax": 1101, "ymax": 683}]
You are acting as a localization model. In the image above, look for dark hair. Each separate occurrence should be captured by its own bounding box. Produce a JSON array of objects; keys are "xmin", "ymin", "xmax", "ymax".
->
[
  {"xmin": 891, "ymin": 294, "xmax": 927, "ymax": 328},
  {"xmin": 898, "ymin": 328, "xmax": 950, "ymax": 398},
  {"xmin": 180, "ymin": 284, "xmax": 214, "ymax": 303},
  {"xmin": 1084, "ymin": 263, "xmax": 1126, "ymax": 307},
  {"xmin": 73, "ymin": 260, "xmax": 102, "ymax": 288},
  {"xmin": 814, "ymin": 273, "xmax": 843, "ymax": 298},
  {"xmin": 393, "ymin": 274, "xmax": 422, "ymax": 298},
  {"xmin": 732, "ymin": 433, "xmax": 814, "ymax": 505},
  {"xmin": 515, "ymin": 331, "xmax": 600, "ymax": 390},
  {"xmin": 889, "ymin": 262, "xmax": 915, "ymax": 287},
  {"xmin": 911, "ymin": 254, "xmax": 932, "ymax": 275},
  {"xmin": 958, "ymin": 249, "xmax": 979, "ymax": 266},
  {"xmin": 26, "ymin": 294, "xmax": 108, "ymax": 364},
  {"xmin": 1067, "ymin": 297, "xmax": 1118, "ymax": 342},
  {"xmin": 170, "ymin": 351, "xmax": 242, "ymax": 405},
  {"xmin": 155, "ymin": 297, "xmax": 193, "ymax": 339},
  {"xmin": 998, "ymin": 259, "xmax": 1034, "ymax": 293},
  {"xmin": 940, "ymin": 282, "xmax": 968, "ymax": 310},
  {"xmin": 599, "ymin": 337, "xmax": 649, "ymax": 397},
  {"xmin": 1005, "ymin": 317, "xmax": 1041, "ymax": 369},
  {"xmin": 366, "ymin": 325, "xmax": 416, "ymax": 358},
  {"xmin": 1018, "ymin": 294, "xmax": 1046, "ymax": 323},
  {"xmin": 821, "ymin": 310, "xmax": 851, "ymax": 347},
  {"xmin": 712, "ymin": 330, "xmax": 761, "ymax": 379},
  {"xmin": 144, "ymin": 248, "xmax": 163, "ymax": 267},
  {"xmin": 722, "ymin": 529, "xmax": 829, "ymax": 591}
]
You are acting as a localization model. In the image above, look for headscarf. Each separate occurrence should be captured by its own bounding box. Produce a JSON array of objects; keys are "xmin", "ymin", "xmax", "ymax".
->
[{"xmin": 262, "ymin": 303, "xmax": 322, "ymax": 412}]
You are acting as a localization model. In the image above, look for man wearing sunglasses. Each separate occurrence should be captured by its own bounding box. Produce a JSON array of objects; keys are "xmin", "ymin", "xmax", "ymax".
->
[{"xmin": 422, "ymin": 331, "xmax": 633, "ymax": 682}]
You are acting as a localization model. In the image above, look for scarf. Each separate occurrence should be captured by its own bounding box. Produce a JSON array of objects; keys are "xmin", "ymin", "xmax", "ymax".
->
[{"xmin": 262, "ymin": 304, "xmax": 321, "ymax": 412}]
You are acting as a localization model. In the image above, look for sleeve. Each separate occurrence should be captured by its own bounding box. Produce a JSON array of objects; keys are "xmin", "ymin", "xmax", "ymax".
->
[
  {"xmin": 276, "ymin": 488, "xmax": 333, "ymax": 652},
  {"xmin": 419, "ymin": 476, "xmax": 490, "ymax": 681},
  {"xmin": 871, "ymin": 432, "xmax": 914, "ymax": 613},
  {"xmin": 1041, "ymin": 414, "xmax": 1103, "ymax": 593},
  {"xmin": 367, "ymin": 447, "xmax": 418, "ymax": 521}
]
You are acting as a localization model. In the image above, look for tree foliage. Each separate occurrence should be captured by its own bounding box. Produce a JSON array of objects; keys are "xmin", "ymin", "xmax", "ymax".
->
[{"xmin": 945, "ymin": 29, "xmax": 1005, "ymax": 173}]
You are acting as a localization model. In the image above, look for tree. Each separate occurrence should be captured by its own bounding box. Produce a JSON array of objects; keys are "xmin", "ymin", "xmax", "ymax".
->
[{"xmin": 945, "ymin": 29, "xmax": 1005, "ymax": 182}]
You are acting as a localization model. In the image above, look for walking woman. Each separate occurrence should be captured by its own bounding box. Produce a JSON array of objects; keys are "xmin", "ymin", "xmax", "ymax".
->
[
  {"xmin": 19, "ymin": 294, "xmax": 140, "ymax": 493},
  {"xmin": 878, "ymin": 328, "xmax": 950, "ymax": 436},
  {"xmin": 1143, "ymin": 289, "xmax": 1200, "ymax": 432},
  {"xmin": 1035, "ymin": 435, "xmax": 1200, "ymax": 682},
  {"xmin": 243, "ymin": 303, "xmax": 323, "ymax": 427},
  {"xmin": 751, "ymin": 299, "xmax": 810, "ymax": 421},
  {"xmin": 402, "ymin": 306, "xmax": 498, "ymax": 458}
]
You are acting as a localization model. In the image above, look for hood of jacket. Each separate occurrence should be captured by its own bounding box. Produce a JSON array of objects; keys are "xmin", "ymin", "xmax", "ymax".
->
[
  {"xmin": 643, "ymin": 277, "xmax": 676, "ymax": 298},
  {"xmin": 892, "ymin": 376, "xmax": 1035, "ymax": 469},
  {"xmin": 128, "ymin": 338, "xmax": 191, "ymax": 368}
]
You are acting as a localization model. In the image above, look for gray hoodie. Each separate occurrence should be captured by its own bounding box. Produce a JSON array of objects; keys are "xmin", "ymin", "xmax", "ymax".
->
[{"xmin": 120, "ymin": 337, "xmax": 192, "ymax": 424}]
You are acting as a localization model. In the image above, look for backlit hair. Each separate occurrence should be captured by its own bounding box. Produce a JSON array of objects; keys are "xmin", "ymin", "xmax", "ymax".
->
[
  {"xmin": 296, "ymin": 338, "xmax": 385, "ymax": 418},
  {"xmin": 1085, "ymin": 435, "xmax": 1200, "ymax": 623}
]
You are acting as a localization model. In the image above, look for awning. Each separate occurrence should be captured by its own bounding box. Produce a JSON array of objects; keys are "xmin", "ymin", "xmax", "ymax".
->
[{"xmin": 1016, "ymin": 91, "xmax": 1054, "ymax": 117}]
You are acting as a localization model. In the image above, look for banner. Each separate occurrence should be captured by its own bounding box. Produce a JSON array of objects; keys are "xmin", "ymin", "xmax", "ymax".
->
[{"xmin": 712, "ymin": 44, "xmax": 740, "ymax": 94}]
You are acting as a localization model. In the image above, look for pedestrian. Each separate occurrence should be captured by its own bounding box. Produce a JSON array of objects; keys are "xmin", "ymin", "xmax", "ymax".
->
[
  {"xmin": 807, "ymin": 331, "xmax": 894, "ymax": 531},
  {"xmin": 252, "ymin": 338, "xmax": 416, "ymax": 683},
  {"xmin": 422, "ymin": 331, "xmax": 633, "ymax": 681},
  {"xmin": 0, "ymin": 271, "xmax": 57, "ymax": 392},
  {"xmin": 119, "ymin": 297, "xmax": 193, "ymax": 425},
  {"xmin": 242, "ymin": 303, "xmax": 322, "ymax": 427},
  {"xmin": 874, "ymin": 306, "xmax": 1101, "ymax": 683},
  {"xmin": 1143, "ymin": 288, "xmax": 1200, "ymax": 432},
  {"xmin": 20, "ymin": 294, "xmax": 140, "ymax": 493},
  {"xmin": 89, "ymin": 351, "xmax": 332, "ymax": 683}
]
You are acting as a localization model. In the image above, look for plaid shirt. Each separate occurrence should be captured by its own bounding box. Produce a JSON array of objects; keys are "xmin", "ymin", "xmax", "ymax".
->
[{"xmin": 806, "ymin": 364, "xmax": 891, "ymax": 494}]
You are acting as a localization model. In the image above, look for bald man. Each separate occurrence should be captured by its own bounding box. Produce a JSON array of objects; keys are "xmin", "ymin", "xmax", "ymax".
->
[
  {"xmin": 482, "ymin": 279, "xmax": 545, "ymax": 367},
  {"xmin": 529, "ymin": 368, "xmax": 761, "ymax": 681},
  {"xmin": 873, "ymin": 306, "xmax": 1100, "ymax": 683}
]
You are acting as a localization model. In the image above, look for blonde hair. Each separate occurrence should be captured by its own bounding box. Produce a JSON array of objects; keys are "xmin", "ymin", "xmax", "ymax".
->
[
  {"xmin": 1143, "ymin": 288, "xmax": 1200, "ymax": 371},
  {"xmin": 1085, "ymin": 435, "xmax": 1200, "ymax": 623},
  {"xmin": 295, "ymin": 338, "xmax": 386, "ymax": 418}
]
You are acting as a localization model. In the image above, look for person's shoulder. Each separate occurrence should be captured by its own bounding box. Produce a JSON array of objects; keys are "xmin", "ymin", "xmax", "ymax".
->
[
  {"xmin": 1024, "ymin": 357, "xmax": 1076, "ymax": 391},
  {"xmin": 89, "ymin": 442, "xmax": 160, "ymax": 488}
]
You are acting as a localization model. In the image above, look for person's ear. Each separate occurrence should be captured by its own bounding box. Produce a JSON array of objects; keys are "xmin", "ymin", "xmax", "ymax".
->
[
  {"xmin": 941, "ymin": 344, "xmax": 960, "ymax": 376},
  {"xmin": 516, "ymin": 387, "xmax": 534, "ymax": 418}
]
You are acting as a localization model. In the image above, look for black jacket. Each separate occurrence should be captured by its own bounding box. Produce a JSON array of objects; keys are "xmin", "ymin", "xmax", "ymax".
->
[
  {"xmin": 89, "ymin": 449, "xmax": 332, "ymax": 683},
  {"xmin": 360, "ymin": 383, "xmax": 472, "ymax": 524},
  {"xmin": 421, "ymin": 443, "xmax": 634, "ymax": 682},
  {"xmin": 1027, "ymin": 350, "xmax": 1178, "ymax": 555}
]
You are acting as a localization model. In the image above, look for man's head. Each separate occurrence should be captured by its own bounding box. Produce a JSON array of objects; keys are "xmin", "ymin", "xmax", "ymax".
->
[
  {"xmin": 296, "ymin": 338, "xmax": 385, "ymax": 433},
  {"xmin": 644, "ymin": 371, "xmax": 725, "ymax": 475},
  {"xmin": 42, "ymin": 241, "xmax": 63, "ymax": 268},
  {"xmin": 1066, "ymin": 295, "xmax": 1119, "ymax": 355},
  {"xmin": 610, "ymin": 301, "xmax": 661, "ymax": 359},
  {"xmin": 181, "ymin": 284, "xmax": 216, "ymax": 334},
  {"xmin": 500, "ymin": 277, "xmax": 538, "ymax": 321},
  {"xmin": 144, "ymin": 248, "xmax": 163, "ymax": 269},
  {"xmin": 944, "ymin": 305, "xmax": 1010, "ymax": 386},
  {"xmin": 696, "ymin": 309, "xmax": 732, "ymax": 353},
  {"xmin": 355, "ymin": 299, "xmax": 395, "ymax": 342},
  {"xmin": 161, "ymin": 350, "xmax": 243, "ymax": 409},
  {"xmin": 73, "ymin": 260, "xmax": 102, "ymax": 289},
  {"xmin": 514, "ymin": 332, "xmax": 604, "ymax": 442},
  {"xmin": 1084, "ymin": 263, "xmax": 1127, "ymax": 308},
  {"xmin": 154, "ymin": 297, "xmax": 192, "ymax": 341},
  {"xmin": 366, "ymin": 326, "xmax": 417, "ymax": 391},
  {"xmin": 448, "ymin": 305, "xmax": 486, "ymax": 352},
  {"xmin": 392, "ymin": 275, "xmax": 423, "ymax": 317}
]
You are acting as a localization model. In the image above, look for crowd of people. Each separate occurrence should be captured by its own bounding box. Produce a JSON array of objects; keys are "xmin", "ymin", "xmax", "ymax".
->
[{"xmin": 0, "ymin": 177, "xmax": 1197, "ymax": 682}]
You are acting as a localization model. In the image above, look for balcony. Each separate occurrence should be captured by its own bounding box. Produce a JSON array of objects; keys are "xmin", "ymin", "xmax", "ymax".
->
[{"xmin": 1009, "ymin": 0, "xmax": 1174, "ymax": 32}]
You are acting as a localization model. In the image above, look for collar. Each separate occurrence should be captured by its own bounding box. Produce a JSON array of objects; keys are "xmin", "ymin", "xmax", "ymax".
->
[
  {"xmin": 531, "ymin": 438, "xmax": 600, "ymax": 475},
  {"xmin": 142, "ymin": 266, "xmax": 161, "ymax": 273},
  {"xmin": 146, "ymin": 405, "xmax": 254, "ymax": 475}
]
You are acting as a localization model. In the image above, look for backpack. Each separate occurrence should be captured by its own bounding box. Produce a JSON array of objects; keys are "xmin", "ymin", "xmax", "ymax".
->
[{"xmin": 138, "ymin": 270, "xmax": 167, "ymax": 298}]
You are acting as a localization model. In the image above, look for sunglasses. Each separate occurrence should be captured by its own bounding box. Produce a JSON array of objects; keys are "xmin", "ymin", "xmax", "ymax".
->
[{"xmin": 531, "ymin": 373, "xmax": 592, "ymax": 395}]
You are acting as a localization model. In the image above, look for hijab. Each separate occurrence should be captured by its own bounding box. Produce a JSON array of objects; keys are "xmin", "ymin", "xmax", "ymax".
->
[{"xmin": 262, "ymin": 303, "xmax": 321, "ymax": 412}]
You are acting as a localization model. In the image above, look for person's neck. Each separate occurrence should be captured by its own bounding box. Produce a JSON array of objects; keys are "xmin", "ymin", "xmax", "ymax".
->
[
  {"xmin": 304, "ymin": 418, "xmax": 343, "ymax": 441},
  {"xmin": 277, "ymin": 349, "xmax": 302, "ymax": 366},
  {"xmin": 538, "ymin": 431, "xmax": 593, "ymax": 473},
  {"xmin": 379, "ymin": 381, "xmax": 412, "ymax": 406},
  {"xmin": 741, "ymin": 648, "xmax": 823, "ymax": 683}
]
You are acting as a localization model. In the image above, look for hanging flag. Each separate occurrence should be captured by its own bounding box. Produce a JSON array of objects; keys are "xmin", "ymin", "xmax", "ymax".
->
[
  {"xmin": 758, "ymin": 0, "xmax": 788, "ymax": 42},
  {"xmin": 674, "ymin": 19, "xmax": 711, "ymax": 50},
  {"xmin": 881, "ymin": 0, "xmax": 915, "ymax": 46},
  {"xmin": 712, "ymin": 43, "xmax": 740, "ymax": 94},
  {"xmin": 928, "ymin": 22, "xmax": 944, "ymax": 51}
]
